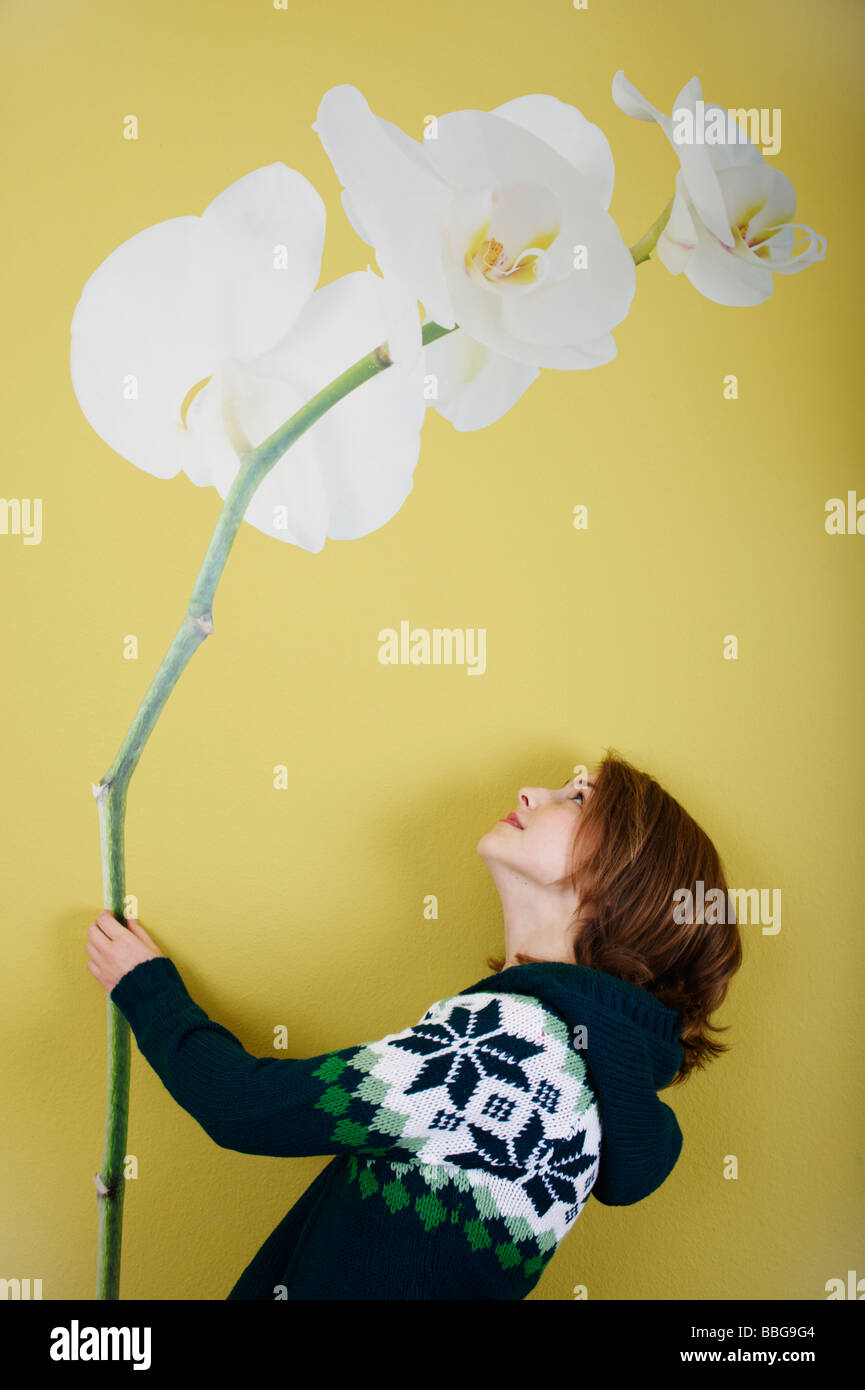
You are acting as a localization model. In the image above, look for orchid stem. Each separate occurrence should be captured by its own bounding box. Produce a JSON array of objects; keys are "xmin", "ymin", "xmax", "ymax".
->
[
  {"xmin": 630, "ymin": 197, "xmax": 675, "ymax": 266},
  {"xmin": 93, "ymin": 317, "xmax": 456, "ymax": 1300}
]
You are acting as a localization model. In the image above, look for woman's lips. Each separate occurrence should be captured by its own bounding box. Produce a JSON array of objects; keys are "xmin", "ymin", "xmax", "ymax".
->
[{"xmin": 499, "ymin": 813, "xmax": 523, "ymax": 828}]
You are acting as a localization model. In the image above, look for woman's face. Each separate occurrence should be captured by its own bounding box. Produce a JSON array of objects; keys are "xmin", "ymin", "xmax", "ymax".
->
[{"xmin": 477, "ymin": 773, "xmax": 596, "ymax": 887}]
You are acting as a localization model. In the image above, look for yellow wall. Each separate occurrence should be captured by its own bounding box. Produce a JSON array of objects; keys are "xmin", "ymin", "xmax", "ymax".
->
[{"xmin": 1, "ymin": 0, "xmax": 862, "ymax": 1300}]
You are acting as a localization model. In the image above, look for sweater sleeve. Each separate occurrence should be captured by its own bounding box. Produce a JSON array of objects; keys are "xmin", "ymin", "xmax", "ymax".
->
[{"xmin": 109, "ymin": 957, "xmax": 595, "ymax": 1169}]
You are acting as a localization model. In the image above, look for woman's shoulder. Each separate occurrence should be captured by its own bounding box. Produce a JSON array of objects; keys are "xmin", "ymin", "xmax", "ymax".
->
[
  {"xmin": 419, "ymin": 988, "xmax": 577, "ymax": 1051},
  {"xmin": 403, "ymin": 988, "xmax": 598, "ymax": 1126}
]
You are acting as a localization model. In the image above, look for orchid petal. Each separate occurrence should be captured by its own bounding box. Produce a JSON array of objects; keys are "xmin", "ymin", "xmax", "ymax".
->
[
  {"xmin": 197, "ymin": 164, "xmax": 327, "ymax": 361},
  {"xmin": 70, "ymin": 164, "xmax": 326, "ymax": 480},
  {"xmin": 683, "ymin": 212, "xmax": 774, "ymax": 307},
  {"xmin": 666, "ymin": 78, "xmax": 735, "ymax": 248},
  {"xmin": 440, "ymin": 248, "xmax": 619, "ymax": 369},
  {"xmin": 493, "ymin": 94, "xmax": 616, "ymax": 211},
  {"xmin": 313, "ymin": 85, "xmax": 456, "ymax": 329},
  {"xmin": 500, "ymin": 226, "xmax": 635, "ymax": 347},
  {"xmin": 422, "ymin": 328, "xmax": 540, "ymax": 430},
  {"xmin": 187, "ymin": 271, "xmax": 426, "ymax": 548},
  {"xmin": 718, "ymin": 165, "xmax": 795, "ymax": 239},
  {"xmin": 185, "ymin": 361, "xmax": 330, "ymax": 550},
  {"xmin": 656, "ymin": 184, "xmax": 698, "ymax": 274},
  {"xmin": 748, "ymin": 220, "xmax": 827, "ymax": 273},
  {"xmin": 702, "ymin": 104, "xmax": 766, "ymax": 173},
  {"xmin": 273, "ymin": 270, "xmax": 426, "ymax": 539},
  {"xmin": 71, "ymin": 216, "xmax": 214, "ymax": 479},
  {"xmin": 422, "ymin": 107, "xmax": 605, "ymax": 236},
  {"xmin": 612, "ymin": 71, "xmax": 670, "ymax": 126},
  {"xmin": 376, "ymin": 255, "xmax": 423, "ymax": 373}
]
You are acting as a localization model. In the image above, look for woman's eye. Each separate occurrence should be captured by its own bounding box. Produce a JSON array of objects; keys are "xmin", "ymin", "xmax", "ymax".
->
[{"xmin": 570, "ymin": 790, "xmax": 585, "ymax": 805}]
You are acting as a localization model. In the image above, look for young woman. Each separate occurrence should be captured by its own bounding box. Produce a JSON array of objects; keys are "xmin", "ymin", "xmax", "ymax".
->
[{"xmin": 86, "ymin": 750, "xmax": 742, "ymax": 1300}]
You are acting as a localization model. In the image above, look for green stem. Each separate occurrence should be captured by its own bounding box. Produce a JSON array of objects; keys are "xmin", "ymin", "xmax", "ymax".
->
[
  {"xmin": 93, "ymin": 317, "xmax": 456, "ymax": 1299},
  {"xmin": 630, "ymin": 197, "xmax": 675, "ymax": 266}
]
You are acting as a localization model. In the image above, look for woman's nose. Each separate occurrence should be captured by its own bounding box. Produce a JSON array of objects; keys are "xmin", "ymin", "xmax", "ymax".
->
[{"xmin": 518, "ymin": 786, "xmax": 550, "ymax": 808}]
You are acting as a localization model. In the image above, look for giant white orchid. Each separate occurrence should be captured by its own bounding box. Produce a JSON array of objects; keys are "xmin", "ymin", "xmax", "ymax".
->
[
  {"xmin": 70, "ymin": 163, "xmax": 426, "ymax": 551},
  {"xmin": 612, "ymin": 72, "xmax": 827, "ymax": 306},
  {"xmin": 313, "ymin": 86, "xmax": 637, "ymax": 431}
]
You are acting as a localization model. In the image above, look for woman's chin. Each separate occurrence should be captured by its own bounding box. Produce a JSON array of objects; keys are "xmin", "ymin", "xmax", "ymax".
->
[
  {"xmin": 477, "ymin": 824, "xmax": 509, "ymax": 863},
  {"xmin": 476, "ymin": 828, "xmax": 497, "ymax": 859}
]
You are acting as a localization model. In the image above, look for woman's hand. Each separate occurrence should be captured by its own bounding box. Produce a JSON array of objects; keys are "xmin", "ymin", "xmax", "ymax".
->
[{"xmin": 86, "ymin": 910, "xmax": 164, "ymax": 993}]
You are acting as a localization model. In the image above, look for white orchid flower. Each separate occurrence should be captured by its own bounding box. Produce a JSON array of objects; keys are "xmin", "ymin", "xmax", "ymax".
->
[
  {"xmin": 612, "ymin": 72, "xmax": 827, "ymax": 306},
  {"xmin": 70, "ymin": 164, "xmax": 426, "ymax": 551},
  {"xmin": 313, "ymin": 86, "xmax": 636, "ymax": 431}
]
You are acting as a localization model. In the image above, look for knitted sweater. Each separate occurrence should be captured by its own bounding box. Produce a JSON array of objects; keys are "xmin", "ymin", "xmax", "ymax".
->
[{"xmin": 109, "ymin": 956, "xmax": 684, "ymax": 1300}]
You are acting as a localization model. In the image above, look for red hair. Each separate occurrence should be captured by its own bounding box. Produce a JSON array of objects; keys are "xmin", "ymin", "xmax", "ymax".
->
[{"xmin": 486, "ymin": 750, "xmax": 743, "ymax": 1085}]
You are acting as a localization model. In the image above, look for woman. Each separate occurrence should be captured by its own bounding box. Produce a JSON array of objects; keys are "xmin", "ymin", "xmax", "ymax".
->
[{"xmin": 86, "ymin": 750, "xmax": 742, "ymax": 1300}]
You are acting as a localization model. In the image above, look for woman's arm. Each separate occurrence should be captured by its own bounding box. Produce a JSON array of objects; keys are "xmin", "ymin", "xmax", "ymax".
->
[
  {"xmin": 87, "ymin": 912, "xmax": 596, "ymax": 1181},
  {"xmin": 85, "ymin": 910, "xmax": 412, "ymax": 1159},
  {"xmin": 106, "ymin": 953, "xmax": 424, "ymax": 1159}
]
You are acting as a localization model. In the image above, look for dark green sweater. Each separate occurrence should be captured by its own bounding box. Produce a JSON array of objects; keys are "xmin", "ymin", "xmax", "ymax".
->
[{"xmin": 110, "ymin": 955, "xmax": 683, "ymax": 1299}]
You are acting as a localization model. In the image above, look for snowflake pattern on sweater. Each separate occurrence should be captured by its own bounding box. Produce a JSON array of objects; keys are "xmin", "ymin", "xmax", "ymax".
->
[{"xmin": 309, "ymin": 990, "xmax": 601, "ymax": 1263}]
